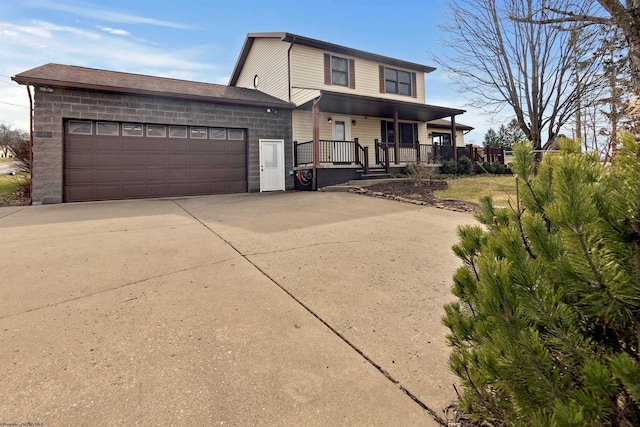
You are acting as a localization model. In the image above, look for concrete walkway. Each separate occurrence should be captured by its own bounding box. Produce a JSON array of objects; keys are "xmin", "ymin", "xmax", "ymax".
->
[{"xmin": 0, "ymin": 192, "xmax": 475, "ymax": 426}]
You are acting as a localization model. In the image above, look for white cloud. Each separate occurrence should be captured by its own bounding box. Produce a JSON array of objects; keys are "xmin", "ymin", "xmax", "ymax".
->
[
  {"xmin": 97, "ymin": 26, "xmax": 130, "ymax": 36},
  {"xmin": 0, "ymin": 17, "xmax": 228, "ymax": 130},
  {"xmin": 26, "ymin": 0, "xmax": 194, "ymax": 29}
]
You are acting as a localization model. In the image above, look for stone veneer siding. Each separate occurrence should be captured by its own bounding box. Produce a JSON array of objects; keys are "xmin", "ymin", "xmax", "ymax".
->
[{"xmin": 31, "ymin": 88, "xmax": 293, "ymax": 204}]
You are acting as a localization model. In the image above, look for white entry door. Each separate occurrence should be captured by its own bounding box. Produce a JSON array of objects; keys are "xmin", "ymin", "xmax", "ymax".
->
[
  {"xmin": 260, "ymin": 139, "xmax": 285, "ymax": 192},
  {"xmin": 332, "ymin": 115, "xmax": 353, "ymax": 163}
]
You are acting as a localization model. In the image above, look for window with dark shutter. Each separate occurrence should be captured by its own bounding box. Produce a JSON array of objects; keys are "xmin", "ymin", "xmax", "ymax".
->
[
  {"xmin": 324, "ymin": 54, "xmax": 355, "ymax": 88},
  {"xmin": 380, "ymin": 66, "xmax": 416, "ymax": 97}
]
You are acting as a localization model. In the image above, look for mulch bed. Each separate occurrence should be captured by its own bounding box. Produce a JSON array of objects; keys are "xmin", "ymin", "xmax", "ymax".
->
[{"xmin": 350, "ymin": 179, "xmax": 481, "ymax": 213}]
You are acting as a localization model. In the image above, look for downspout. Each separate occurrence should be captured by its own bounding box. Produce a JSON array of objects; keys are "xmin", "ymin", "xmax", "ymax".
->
[
  {"xmin": 287, "ymin": 36, "xmax": 296, "ymax": 103},
  {"xmin": 26, "ymin": 84, "xmax": 33, "ymax": 204}
]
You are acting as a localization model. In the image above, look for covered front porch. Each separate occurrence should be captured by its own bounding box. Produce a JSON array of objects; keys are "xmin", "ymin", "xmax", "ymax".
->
[{"xmin": 292, "ymin": 90, "xmax": 466, "ymax": 187}]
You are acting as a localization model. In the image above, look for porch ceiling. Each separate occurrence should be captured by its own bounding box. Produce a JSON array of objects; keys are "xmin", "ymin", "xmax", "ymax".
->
[{"xmin": 297, "ymin": 91, "xmax": 466, "ymax": 122}]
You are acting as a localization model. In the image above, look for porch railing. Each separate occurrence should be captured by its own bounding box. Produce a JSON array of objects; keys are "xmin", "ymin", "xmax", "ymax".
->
[
  {"xmin": 294, "ymin": 138, "xmax": 369, "ymax": 173},
  {"xmin": 294, "ymin": 140, "xmax": 506, "ymax": 172}
]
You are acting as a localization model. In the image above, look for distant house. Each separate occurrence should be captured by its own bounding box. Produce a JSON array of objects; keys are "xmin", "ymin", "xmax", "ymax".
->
[
  {"xmin": 0, "ymin": 145, "xmax": 15, "ymax": 158},
  {"xmin": 13, "ymin": 32, "xmax": 470, "ymax": 204},
  {"xmin": 229, "ymin": 32, "xmax": 469, "ymax": 187}
]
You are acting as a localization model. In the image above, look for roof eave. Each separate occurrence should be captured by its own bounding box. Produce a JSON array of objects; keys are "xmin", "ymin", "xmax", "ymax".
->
[
  {"xmin": 229, "ymin": 32, "xmax": 437, "ymax": 86},
  {"xmin": 12, "ymin": 75, "xmax": 293, "ymax": 109}
]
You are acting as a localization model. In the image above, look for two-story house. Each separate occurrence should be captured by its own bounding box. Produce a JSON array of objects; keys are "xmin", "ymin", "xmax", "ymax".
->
[
  {"xmin": 12, "ymin": 32, "xmax": 471, "ymax": 204},
  {"xmin": 229, "ymin": 32, "xmax": 470, "ymax": 187}
]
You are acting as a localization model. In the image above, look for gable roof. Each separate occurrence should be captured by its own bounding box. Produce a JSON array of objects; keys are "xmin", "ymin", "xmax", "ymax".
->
[
  {"xmin": 230, "ymin": 32, "xmax": 436, "ymax": 86},
  {"xmin": 427, "ymin": 118, "xmax": 474, "ymax": 131},
  {"xmin": 13, "ymin": 63, "xmax": 292, "ymax": 108}
]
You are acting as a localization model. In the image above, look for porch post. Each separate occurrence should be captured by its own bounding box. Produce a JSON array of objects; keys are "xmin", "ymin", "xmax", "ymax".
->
[
  {"xmin": 312, "ymin": 96, "xmax": 322, "ymax": 190},
  {"xmin": 393, "ymin": 108, "xmax": 400, "ymax": 164},
  {"xmin": 451, "ymin": 114, "xmax": 457, "ymax": 162}
]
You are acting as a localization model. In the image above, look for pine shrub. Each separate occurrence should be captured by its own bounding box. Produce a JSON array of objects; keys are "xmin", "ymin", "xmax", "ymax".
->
[{"xmin": 443, "ymin": 135, "xmax": 640, "ymax": 426}]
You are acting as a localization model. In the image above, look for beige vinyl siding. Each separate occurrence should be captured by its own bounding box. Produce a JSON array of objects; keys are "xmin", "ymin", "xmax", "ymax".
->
[
  {"xmin": 290, "ymin": 44, "xmax": 426, "ymax": 104},
  {"xmin": 291, "ymin": 88, "xmax": 321, "ymax": 107},
  {"xmin": 235, "ymin": 38, "xmax": 290, "ymax": 101}
]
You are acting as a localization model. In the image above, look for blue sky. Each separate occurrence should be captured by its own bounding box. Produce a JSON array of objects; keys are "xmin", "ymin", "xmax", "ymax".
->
[{"xmin": 0, "ymin": 0, "xmax": 503, "ymax": 143}]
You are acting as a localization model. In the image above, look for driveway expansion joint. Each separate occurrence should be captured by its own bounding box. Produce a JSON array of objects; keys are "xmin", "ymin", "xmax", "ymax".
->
[
  {"xmin": 0, "ymin": 258, "xmax": 236, "ymax": 321},
  {"xmin": 172, "ymin": 199, "xmax": 449, "ymax": 426}
]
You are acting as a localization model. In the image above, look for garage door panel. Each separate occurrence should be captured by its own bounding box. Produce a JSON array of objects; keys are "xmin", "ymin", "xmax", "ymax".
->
[
  {"xmin": 228, "ymin": 181, "xmax": 247, "ymax": 193},
  {"xmin": 146, "ymin": 184, "xmax": 169, "ymax": 197},
  {"xmin": 65, "ymin": 121, "xmax": 248, "ymax": 202},
  {"xmin": 146, "ymin": 140, "xmax": 168, "ymax": 151},
  {"xmin": 228, "ymin": 143, "xmax": 245, "ymax": 153},
  {"xmin": 228, "ymin": 153, "xmax": 246, "ymax": 167},
  {"xmin": 169, "ymin": 154, "xmax": 189, "ymax": 166},
  {"xmin": 66, "ymin": 186, "xmax": 95, "ymax": 202},
  {"xmin": 169, "ymin": 141, "xmax": 189, "ymax": 153},
  {"xmin": 169, "ymin": 168, "xmax": 189, "ymax": 180},
  {"xmin": 65, "ymin": 170, "xmax": 95, "ymax": 185},
  {"xmin": 169, "ymin": 183, "xmax": 190, "ymax": 195},
  {"xmin": 190, "ymin": 155, "xmax": 209, "ymax": 166},
  {"xmin": 210, "ymin": 168, "xmax": 229, "ymax": 180},
  {"xmin": 123, "ymin": 154, "xmax": 145, "ymax": 167},
  {"xmin": 228, "ymin": 168, "xmax": 246, "ymax": 180},
  {"xmin": 95, "ymin": 170, "xmax": 121, "ymax": 183},
  {"xmin": 95, "ymin": 154, "xmax": 120, "ymax": 167},
  {"xmin": 146, "ymin": 169, "xmax": 167, "ymax": 181},
  {"xmin": 209, "ymin": 155, "xmax": 228, "ymax": 166},
  {"xmin": 190, "ymin": 141, "xmax": 209, "ymax": 152},
  {"xmin": 122, "ymin": 185, "xmax": 147, "ymax": 198},
  {"xmin": 66, "ymin": 137, "xmax": 94, "ymax": 151},
  {"xmin": 210, "ymin": 141, "xmax": 229, "ymax": 153},
  {"xmin": 123, "ymin": 140, "xmax": 145, "ymax": 151},
  {"xmin": 66, "ymin": 153, "xmax": 94, "ymax": 168},
  {"xmin": 190, "ymin": 168, "xmax": 209, "ymax": 180},
  {"xmin": 146, "ymin": 154, "xmax": 167, "ymax": 166},
  {"xmin": 95, "ymin": 139, "xmax": 120, "ymax": 151},
  {"xmin": 95, "ymin": 186, "xmax": 122, "ymax": 200},
  {"xmin": 122, "ymin": 169, "xmax": 145, "ymax": 182},
  {"xmin": 190, "ymin": 182, "xmax": 210, "ymax": 194}
]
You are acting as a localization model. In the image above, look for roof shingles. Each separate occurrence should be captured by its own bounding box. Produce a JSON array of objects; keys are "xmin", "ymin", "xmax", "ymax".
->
[{"xmin": 13, "ymin": 63, "xmax": 292, "ymax": 108}]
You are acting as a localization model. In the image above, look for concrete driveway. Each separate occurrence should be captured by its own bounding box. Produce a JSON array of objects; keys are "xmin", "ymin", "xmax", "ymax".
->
[{"xmin": 0, "ymin": 192, "xmax": 475, "ymax": 426}]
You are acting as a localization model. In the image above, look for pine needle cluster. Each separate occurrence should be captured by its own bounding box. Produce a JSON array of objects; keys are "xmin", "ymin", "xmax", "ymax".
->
[{"xmin": 443, "ymin": 134, "xmax": 640, "ymax": 426}]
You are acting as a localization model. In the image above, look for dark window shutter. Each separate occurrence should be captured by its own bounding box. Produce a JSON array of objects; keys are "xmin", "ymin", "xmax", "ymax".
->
[
  {"xmin": 411, "ymin": 72, "xmax": 417, "ymax": 98},
  {"xmin": 324, "ymin": 53, "xmax": 331, "ymax": 85},
  {"xmin": 379, "ymin": 66, "xmax": 385, "ymax": 93},
  {"xmin": 348, "ymin": 59, "xmax": 355, "ymax": 89}
]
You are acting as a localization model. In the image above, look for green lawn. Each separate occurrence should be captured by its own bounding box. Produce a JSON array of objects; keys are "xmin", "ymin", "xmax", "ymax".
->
[
  {"xmin": 0, "ymin": 173, "xmax": 27, "ymax": 198},
  {"xmin": 435, "ymin": 175, "xmax": 518, "ymax": 208}
]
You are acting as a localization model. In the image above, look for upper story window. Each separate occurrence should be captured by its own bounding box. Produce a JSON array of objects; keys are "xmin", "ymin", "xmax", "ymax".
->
[
  {"xmin": 379, "ymin": 66, "xmax": 417, "ymax": 98},
  {"xmin": 331, "ymin": 56, "xmax": 348, "ymax": 86},
  {"xmin": 324, "ymin": 53, "xmax": 355, "ymax": 89}
]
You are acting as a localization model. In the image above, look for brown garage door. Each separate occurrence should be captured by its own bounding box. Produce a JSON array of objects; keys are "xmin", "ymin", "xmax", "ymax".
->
[{"xmin": 64, "ymin": 120, "xmax": 247, "ymax": 202}]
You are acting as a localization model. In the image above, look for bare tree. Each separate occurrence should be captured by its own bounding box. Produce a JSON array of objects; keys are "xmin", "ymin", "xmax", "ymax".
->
[
  {"xmin": 0, "ymin": 124, "xmax": 30, "ymax": 172},
  {"xmin": 0, "ymin": 123, "xmax": 16, "ymax": 158},
  {"xmin": 513, "ymin": 0, "xmax": 640, "ymax": 134},
  {"xmin": 437, "ymin": 0, "xmax": 605, "ymax": 151}
]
